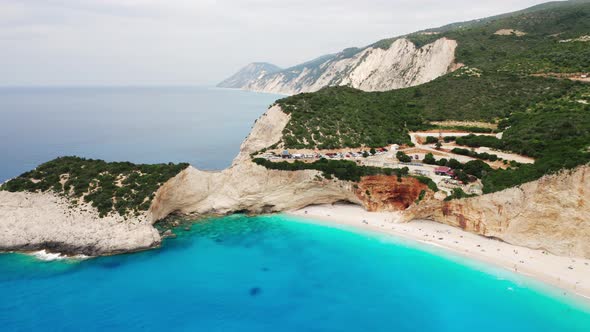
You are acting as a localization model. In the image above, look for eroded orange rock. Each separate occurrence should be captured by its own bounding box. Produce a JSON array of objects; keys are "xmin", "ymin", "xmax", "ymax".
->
[{"xmin": 355, "ymin": 175, "xmax": 428, "ymax": 212}]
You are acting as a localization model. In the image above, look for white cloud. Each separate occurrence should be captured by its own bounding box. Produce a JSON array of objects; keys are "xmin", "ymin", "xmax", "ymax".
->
[{"xmin": 0, "ymin": 0, "xmax": 551, "ymax": 85}]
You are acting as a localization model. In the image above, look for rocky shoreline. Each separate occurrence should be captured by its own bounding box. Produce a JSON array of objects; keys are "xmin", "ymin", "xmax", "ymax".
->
[{"xmin": 0, "ymin": 191, "xmax": 161, "ymax": 257}]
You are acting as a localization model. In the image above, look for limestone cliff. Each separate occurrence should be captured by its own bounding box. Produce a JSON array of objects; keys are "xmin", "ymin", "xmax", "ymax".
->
[
  {"xmin": 218, "ymin": 38, "xmax": 459, "ymax": 95},
  {"xmin": 403, "ymin": 166, "xmax": 590, "ymax": 258},
  {"xmin": 147, "ymin": 103, "xmax": 433, "ymax": 222},
  {"xmin": 148, "ymin": 106, "xmax": 361, "ymax": 222},
  {"xmin": 0, "ymin": 191, "xmax": 160, "ymax": 256}
]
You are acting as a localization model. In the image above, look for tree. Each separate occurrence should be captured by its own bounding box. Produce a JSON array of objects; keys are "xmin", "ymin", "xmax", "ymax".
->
[
  {"xmin": 435, "ymin": 141, "xmax": 442, "ymax": 150},
  {"xmin": 396, "ymin": 151, "xmax": 412, "ymax": 163},
  {"xmin": 447, "ymin": 158, "xmax": 462, "ymax": 170},
  {"xmin": 454, "ymin": 169, "xmax": 470, "ymax": 184},
  {"xmin": 425, "ymin": 136, "xmax": 438, "ymax": 144},
  {"xmin": 423, "ymin": 153, "xmax": 436, "ymax": 164},
  {"xmin": 370, "ymin": 148, "xmax": 376, "ymax": 155},
  {"xmin": 463, "ymin": 160, "xmax": 491, "ymax": 178}
]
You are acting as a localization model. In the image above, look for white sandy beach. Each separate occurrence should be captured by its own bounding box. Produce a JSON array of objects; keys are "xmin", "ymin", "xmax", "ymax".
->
[{"xmin": 288, "ymin": 203, "xmax": 590, "ymax": 301}]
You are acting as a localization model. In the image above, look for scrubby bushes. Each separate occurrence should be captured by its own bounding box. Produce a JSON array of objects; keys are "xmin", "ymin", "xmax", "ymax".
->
[
  {"xmin": 423, "ymin": 153, "xmax": 436, "ymax": 165},
  {"xmin": 425, "ymin": 136, "xmax": 439, "ymax": 144},
  {"xmin": 253, "ymin": 158, "xmax": 409, "ymax": 182},
  {"xmin": 451, "ymin": 148, "xmax": 499, "ymax": 161},
  {"xmin": 414, "ymin": 176, "xmax": 439, "ymax": 192},
  {"xmin": 456, "ymin": 135, "xmax": 505, "ymax": 150},
  {"xmin": 444, "ymin": 188, "xmax": 477, "ymax": 201},
  {"xmin": 1, "ymin": 156, "xmax": 189, "ymax": 217},
  {"xmin": 277, "ymin": 74, "xmax": 575, "ymax": 149},
  {"xmin": 396, "ymin": 151, "xmax": 413, "ymax": 163}
]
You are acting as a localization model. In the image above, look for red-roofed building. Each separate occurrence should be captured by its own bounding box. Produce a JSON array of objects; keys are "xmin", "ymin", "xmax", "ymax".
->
[{"xmin": 434, "ymin": 166, "xmax": 454, "ymax": 176}]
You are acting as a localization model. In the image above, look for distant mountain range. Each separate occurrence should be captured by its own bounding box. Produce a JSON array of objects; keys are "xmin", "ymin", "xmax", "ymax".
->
[
  {"xmin": 218, "ymin": 0, "xmax": 590, "ymax": 95},
  {"xmin": 217, "ymin": 63, "xmax": 282, "ymax": 89}
]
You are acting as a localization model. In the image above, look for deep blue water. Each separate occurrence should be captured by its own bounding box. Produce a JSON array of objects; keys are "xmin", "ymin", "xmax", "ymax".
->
[
  {"xmin": 1, "ymin": 215, "xmax": 589, "ymax": 331},
  {"xmin": 0, "ymin": 86, "xmax": 282, "ymax": 182}
]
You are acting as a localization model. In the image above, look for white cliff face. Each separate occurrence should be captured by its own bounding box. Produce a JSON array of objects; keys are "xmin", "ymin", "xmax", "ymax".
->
[
  {"xmin": 232, "ymin": 105, "xmax": 290, "ymax": 165},
  {"xmin": 147, "ymin": 163, "xmax": 359, "ymax": 222},
  {"xmin": 0, "ymin": 191, "xmax": 161, "ymax": 256},
  {"xmin": 404, "ymin": 166, "xmax": 590, "ymax": 258},
  {"xmin": 226, "ymin": 38, "xmax": 459, "ymax": 95},
  {"xmin": 148, "ymin": 105, "xmax": 360, "ymax": 222}
]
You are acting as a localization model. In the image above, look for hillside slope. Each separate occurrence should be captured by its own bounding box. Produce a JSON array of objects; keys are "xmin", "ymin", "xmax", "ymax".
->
[
  {"xmin": 217, "ymin": 62, "xmax": 281, "ymax": 89},
  {"xmin": 220, "ymin": 0, "xmax": 590, "ymax": 95},
  {"xmin": 224, "ymin": 38, "xmax": 459, "ymax": 95},
  {"xmin": 403, "ymin": 165, "xmax": 590, "ymax": 258}
]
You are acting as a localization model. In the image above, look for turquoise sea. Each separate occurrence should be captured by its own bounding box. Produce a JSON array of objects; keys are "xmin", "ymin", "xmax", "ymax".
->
[
  {"xmin": 1, "ymin": 87, "xmax": 590, "ymax": 331},
  {"xmin": 1, "ymin": 215, "xmax": 590, "ymax": 331}
]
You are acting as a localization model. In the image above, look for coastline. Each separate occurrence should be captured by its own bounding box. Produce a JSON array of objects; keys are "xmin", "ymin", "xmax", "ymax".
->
[{"xmin": 287, "ymin": 203, "xmax": 590, "ymax": 303}]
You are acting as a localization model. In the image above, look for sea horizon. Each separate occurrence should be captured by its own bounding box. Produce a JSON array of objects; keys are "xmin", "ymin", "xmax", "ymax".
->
[{"xmin": 0, "ymin": 86, "xmax": 283, "ymax": 182}]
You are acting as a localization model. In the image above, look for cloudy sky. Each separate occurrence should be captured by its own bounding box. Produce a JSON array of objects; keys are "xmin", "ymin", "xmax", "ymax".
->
[{"xmin": 0, "ymin": 0, "xmax": 551, "ymax": 86}]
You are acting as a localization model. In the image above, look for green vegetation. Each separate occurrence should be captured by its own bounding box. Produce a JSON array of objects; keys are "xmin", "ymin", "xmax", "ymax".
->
[
  {"xmin": 414, "ymin": 176, "xmax": 439, "ymax": 192},
  {"xmin": 1, "ymin": 157, "xmax": 188, "ymax": 217},
  {"xmin": 444, "ymin": 188, "xmax": 477, "ymax": 201},
  {"xmin": 434, "ymin": 126, "xmax": 495, "ymax": 133},
  {"xmin": 456, "ymin": 134, "xmax": 505, "ymax": 150},
  {"xmin": 416, "ymin": 189, "xmax": 427, "ymax": 204},
  {"xmin": 266, "ymin": 1, "xmax": 590, "ymax": 195},
  {"xmin": 435, "ymin": 158, "xmax": 493, "ymax": 183},
  {"xmin": 406, "ymin": 1, "xmax": 590, "ymax": 74},
  {"xmin": 277, "ymin": 87, "xmax": 418, "ymax": 149},
  {"xmin": 252, "ymin": 158, "xmax": 409, "ymax": 182},
  {"xmin": 443, "ymin": 136, "xmax": 457, "ymax": 143},
  {"xmin": 482, "ymin": 88, "xmax": 590, "ymax": 192},
  {"xmin": 451, "ymin": 148, "xmax": 500, "ymax": 162},
  {"xmin": 423, "ymin": 153, "xmax": 437, "ymax": 165},
  {"xmin": 396, "ymin": 151, "xmax": 413, "ymax": 163},
  {"xmin": 276, "ymin": 68, "xmax": 590, "ymax": 193},
  {"xmin": 425, "ymin": 136, "xmax": 439, "ymax": 144},
  {"xmin": 277, "ymin": 74, "xmax": 576, "ymax": 149}
]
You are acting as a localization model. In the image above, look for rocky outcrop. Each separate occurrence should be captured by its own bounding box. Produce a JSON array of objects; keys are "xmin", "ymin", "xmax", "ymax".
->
[
  {"xmin": 355, "ymin": 176, "xmax": 428, "ymax": 212},
  {"xmin": 147, "ymin": 163, "xmax": 359, "ymax": 222},
  {"xmin": 148, "ymin": 105, "xmax": 361, "ymax": 222},
  {"xmin": 219, "ymin": 38, "xmax": 459, "ymax": 95},
  {"xmin": 217, "ymin": 62, "xmax": 282, "ymax": 89},
  {"xmin": 403, "ymin": 166, "xmax": 590, "ymax": 258},
  {"xmin": 0, "ymin": 191, "xmax": 160, "ymax": 256},
  {"xmin": 146, "ymin": 107, "xmax": 434, "ymax": 223}
]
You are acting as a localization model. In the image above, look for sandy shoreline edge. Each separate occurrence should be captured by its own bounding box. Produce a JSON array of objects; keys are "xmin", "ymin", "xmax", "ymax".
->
[{"xmin": 286, "ymin": 204, "xmax": 590, "ymax": 304}]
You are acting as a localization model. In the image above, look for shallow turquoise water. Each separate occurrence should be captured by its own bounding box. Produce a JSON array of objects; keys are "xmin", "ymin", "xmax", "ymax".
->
[{"xmin": 1, "ymin": 214, "xmax": 589, "ymax": 331}]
